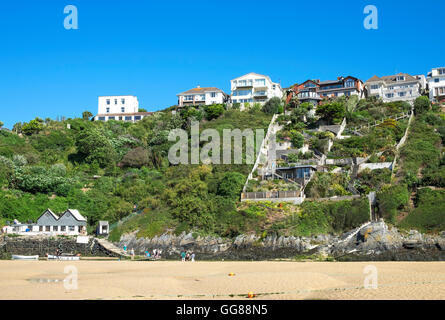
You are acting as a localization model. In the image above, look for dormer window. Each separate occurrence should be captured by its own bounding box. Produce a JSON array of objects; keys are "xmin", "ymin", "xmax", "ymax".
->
[
  {"xmin": 397, "ymin": 76, "xmax": 405, "ymax": 81},
  {"xmin": 439, "ymin": 68, "xmax": 445, "ymax": 75}
]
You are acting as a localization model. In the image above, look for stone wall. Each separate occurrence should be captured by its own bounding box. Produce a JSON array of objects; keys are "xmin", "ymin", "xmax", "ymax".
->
[{"xmin": 1, "ymin": 235, "xmax": 120, "ymax": 257}]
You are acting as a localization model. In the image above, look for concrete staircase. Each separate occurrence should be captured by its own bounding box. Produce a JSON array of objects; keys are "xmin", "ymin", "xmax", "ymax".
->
[{"xmin": 96, "ymin": 238, "xmax": 129, "ymax": 257}]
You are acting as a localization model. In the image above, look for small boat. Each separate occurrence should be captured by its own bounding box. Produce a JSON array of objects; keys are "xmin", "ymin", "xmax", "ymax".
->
[
  {"xmin": 12, "ymin": 255, "xmax": 39, "ymax": 260},
  {"xmin": 47, "ymin": 255, "xmax": 80, "ymax": 261}
]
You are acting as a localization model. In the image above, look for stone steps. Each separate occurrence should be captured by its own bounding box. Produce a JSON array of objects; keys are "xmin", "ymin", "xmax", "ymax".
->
[{"xmin": 96, "ymin": 238, "xmax": 129, "ymax": 257}]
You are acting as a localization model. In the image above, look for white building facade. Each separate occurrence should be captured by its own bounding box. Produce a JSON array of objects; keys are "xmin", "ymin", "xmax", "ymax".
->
[
  {"xmin": 94, "ymin": 95, "xmax": 153, "ymax": 122},
  {"xmin": 231, "ymin": 73, "xmax": 283, "ymax": 107},
  {"xmin": 1, "ymin": 209, "xmax": 88, "ymax": 236},
  {"xmin": 365, "ymin": 73, "xmax": 422, "ymax": 103},
  {"xmin": 427, "ymin": 67, "xmax": 445, "ymax": 103},
  {"xmin": 177, "ymin": 86, "xmax": 228, "ymax": 107}
]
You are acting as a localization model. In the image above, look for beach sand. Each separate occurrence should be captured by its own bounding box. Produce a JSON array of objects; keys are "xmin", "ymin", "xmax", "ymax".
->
[{"xmin": 0, "ymin": 260, "xmax": 444, "ymax": 300}]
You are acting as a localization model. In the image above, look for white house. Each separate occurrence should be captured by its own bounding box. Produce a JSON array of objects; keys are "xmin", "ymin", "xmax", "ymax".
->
[
  {"xmin": 94, "ymin": 95, "xmax": 153, "ymax": 122},
  {"xmin": 1, "ymin": 209, "xmax": 88, "ymax": 236},
  {"xmin": 176, "ymin": 86, "xmax": 228, "ymax": 107},
  {"xmin": 427, "ymin": 67, "xmax": 445, "ymax": 103},
  {"xmin": 365, "ymin": 73, "xmax": 422, "ymax": 103},
  {"xmin": 230, "ymin": 73, "xmax": 283, "ymax": 108}
]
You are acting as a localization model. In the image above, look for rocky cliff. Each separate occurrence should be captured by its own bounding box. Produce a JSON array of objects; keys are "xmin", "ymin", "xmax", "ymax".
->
[{"xmin": 117, "ymin": 222, "xmax": 445, "ymax": 261}]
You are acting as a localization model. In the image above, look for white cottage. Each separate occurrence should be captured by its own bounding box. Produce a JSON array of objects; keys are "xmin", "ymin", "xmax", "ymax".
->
[{"xmin": 2, "ymin": 209, "xmax": 88, "ymax": 236}]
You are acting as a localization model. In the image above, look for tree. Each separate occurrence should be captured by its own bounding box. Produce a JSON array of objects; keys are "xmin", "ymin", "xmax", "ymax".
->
[
  {"xmin": 119, "ymin": 147, "xmax": 150, "ymax": 168},
  {"xmin": 290, "ymin": 130, "xmax": 304, "ymax": 148},
  {"xmin": 316, "ymin": 102, "xmax": 346, "ymax": 124},
  {"xmin": 217, "ymin": 172, "xmax": 245, "ymax": 200},
  {"xmin": 204, "ymin": 104, "xmax": 225, "ymax": 120},
  {"xmin": 0, "ymin": 121, "xmax": 3, "ymax": 129},
  {"xmin": 12, "ymin": 122, "xmax": 22, "ymax": 134},
  {"xmin": 22, "ymin": 119, "xmax": 44, "ymax": 135},
  {"xmin": 82, "ymin": 111, "xmax": 93, "ymax": 120},
  {"xmin": 75, "ymin": 128, "xmax": 117, "ymax": 168},
  {"xmin": 262, "ymin": 97, "xmax": 282, "ymax": 115},
  {"xmin": 138, "ymin": 108, "xmax": 147, "ymax": 112},
  {"xmin": 413, "ymin": 96, "xmax": 430, "ymax": 115}
]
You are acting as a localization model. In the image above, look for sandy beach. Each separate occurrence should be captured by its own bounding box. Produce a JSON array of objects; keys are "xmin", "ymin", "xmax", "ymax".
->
[{"xmin": 0, "ymin": 260, "xmax": 444, "ymax": 300}]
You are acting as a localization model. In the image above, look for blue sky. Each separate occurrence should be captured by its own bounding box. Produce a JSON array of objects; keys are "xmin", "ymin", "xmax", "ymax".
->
[{"xmin": 0, "ymin": 0, "xmax": 444, "ymax": 129}]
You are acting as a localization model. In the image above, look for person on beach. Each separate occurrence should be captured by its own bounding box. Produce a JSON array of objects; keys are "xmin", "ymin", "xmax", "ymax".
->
[
  {"xmin": 181, "ymin": 251, "xmax": 186, "ymax": 262},
  {"xmin": 186, "ymin": 252, "xmax": 190, "ymax": 261},
  {"xmin": 130, "ymin": 248, "xmax": 135, "ymax": 260},
  {"xmin": 191, "ymin": 252, "xmax": 195, "ymax": 262}
]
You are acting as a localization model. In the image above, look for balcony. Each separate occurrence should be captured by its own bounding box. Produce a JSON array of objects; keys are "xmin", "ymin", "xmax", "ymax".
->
[
  {"xmin": 297, "ymin": 92, "xmax": 321, "ymax": 100},
  {"xmin": 235, "ymin": 81, "xmax": 253, "ymax": 89},
  {"xmin": 253, "ymin": 91, "xmax": 267, "ymax": 98}
]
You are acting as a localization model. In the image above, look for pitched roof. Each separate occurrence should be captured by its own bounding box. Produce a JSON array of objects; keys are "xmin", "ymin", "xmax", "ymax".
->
[
  {"xmin": 366, "ymin": 73, "xmax": 418, "ymax": 84},
  {"xmin": 37, "ymin": 209, "xmax": 59, "ymax": 221},
  {"xmin": 64, "ymin": 209, "xmax": 87, "ymax": 222},
  {"xmin": 366, "ymin": 75, "xmax": 381, "ymax": 82},
  {"xmin": 177, "ymin": 87, "xmax": 224, "ymax": 96}
]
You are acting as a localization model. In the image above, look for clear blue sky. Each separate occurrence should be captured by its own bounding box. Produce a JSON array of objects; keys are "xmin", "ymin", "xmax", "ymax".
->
[{"xmin": 1, "ymin": 0, "xmax": 444, "ymax": 129}]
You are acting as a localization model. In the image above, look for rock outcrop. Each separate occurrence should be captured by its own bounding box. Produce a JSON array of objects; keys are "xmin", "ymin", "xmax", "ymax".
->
[{"xmin": 116, "ymin": 222, "xmax": 445, "ymax": 261}]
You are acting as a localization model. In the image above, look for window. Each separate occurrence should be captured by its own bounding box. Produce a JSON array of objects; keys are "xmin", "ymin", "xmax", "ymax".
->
[
  {"xmin": 39, "ymin": 226, "xmax": 43, "ymax": 232},
  {"xmin": 345, "ymin": 80, "xmax": 355, "ymax": 88},
  {"xmin": 121, "ymin": 98, "xmax": 125, "ymax": 104},
  {"xmin": 210, "ymin": 92, "xmax": 216, "ymax": 98},
  {"xmin": 134, "ymin": 116, "xmax": 142, "ymax": 120},
  {"xmin": 371, "ymin": 85, "xmax": 379, "ymax": 90},
  {"xmin": 386, "ymin": 93, "xmax": 394, "ymax": 98},
  {"xmin": 108, "ymin": 117, "xmax": 115, "ymax": 120},
  {"xmin": 119, "ymin": 116, "xmax": 123, "ymax": 120},
  {"xmin": 435, "ymin": 79, "xmax": 440, "ymax": 83},
  {"xmin": 125, "ymin": 116, "xmax": 132, "ymax": 121},
  {"xmin": 106, "ymin": 107, "xmax": 110, "ymax": 113},
  {"xmin": 45, "ymin": 226, "xmax": 50, "ymax": 232},
  {"xmin": 114, "ymin": 99, "xmax": 118, "ymax": 105},
  {"xmin": 98, "ymin": 117, "xmax": 106, "ymax": 121},
  {"xmin": 397, "ymin": 76, "xmax": 405, "ymax": 81},
  {"xmin": 255, "ymin": 79, "xmax": 266, "ymax": 86},
  {"xmin": 53, "ymin": 226, "xmax": 58, "ymax": 232},
  {"xmin": 121, "ymin": 107, "xmax": 125, "ymax": 113},
  {"xmin": 345, "ymin": 91, "xmax": 351, "ymax": 96},
  {"xmin": 436, "ymin": 87, "xmax": 445, "ymax": 95},
  {"xmin": 106, "ymin": 99, "xmax": 110, "ymax": 105},
  {"xmin": 438, "ymin": 68, "xmax": 445, "ymax": 75},
  {"xmin": 61, "ymin": 226, "xmax": 66, "ymax": 232},
  {"xmin": 184, "ymin": 95, "xmax": 194, "ymax": 101},
  {"xmin": 69, "ymin": 226, "xmax": 75, "ymax": 232},
  {"xmin": 398, "ymin": 92, "xmax": 406, "ymax": 97}
]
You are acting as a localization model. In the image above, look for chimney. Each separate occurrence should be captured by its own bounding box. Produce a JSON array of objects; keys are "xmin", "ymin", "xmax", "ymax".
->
[{"xmin": 197, "ymin": 85, "xmax": 200, "ymax": 88}]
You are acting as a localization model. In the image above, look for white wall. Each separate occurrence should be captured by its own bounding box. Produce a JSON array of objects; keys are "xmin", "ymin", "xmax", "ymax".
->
[
  {"xmin": 98, "ymin": 96, "xmax": 139, "ymax": 115},
  {"xmin": 231, "ymin": 73, "xmax": 282, "ymax": 104},
  {"xmin": 428, "ymin": 68, "xmax": 445, "ymax": 101}
]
